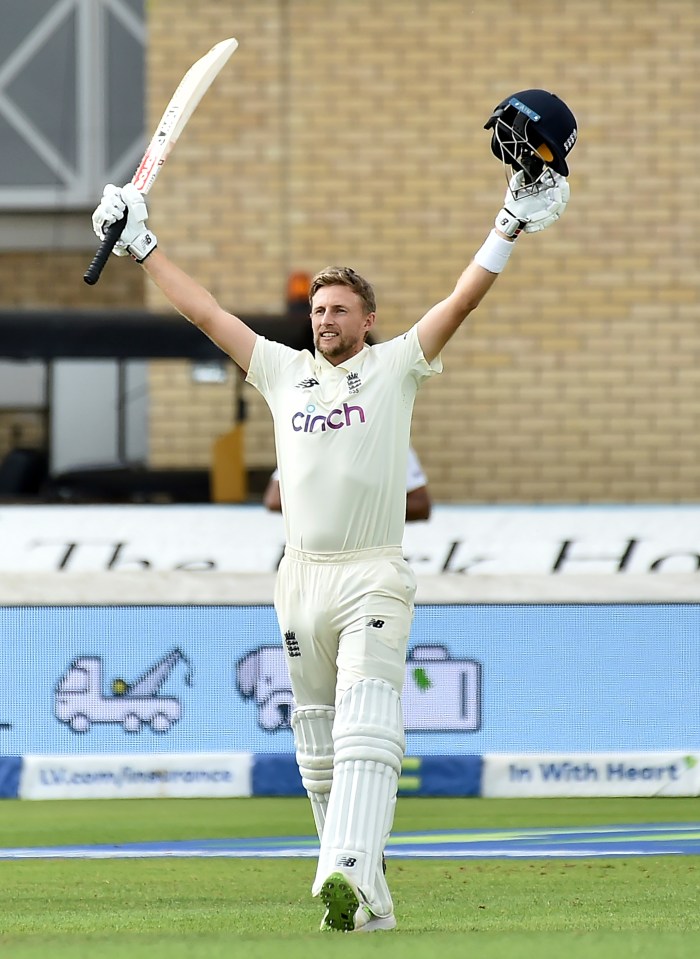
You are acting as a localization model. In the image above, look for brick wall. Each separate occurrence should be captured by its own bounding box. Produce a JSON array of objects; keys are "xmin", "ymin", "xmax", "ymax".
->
[
  {"xmin": 142, "ymin": 0, "xmax": 700, "ymax": 501},
  {"xmin": 5, "ymin": 0, "xmax": 698, "ymax": 503}
]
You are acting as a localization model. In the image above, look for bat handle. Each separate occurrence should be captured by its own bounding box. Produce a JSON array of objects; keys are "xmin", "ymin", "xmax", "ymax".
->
[{"xmin": 83, "ymin": 214, "xmax": 128, "ymax": 286}]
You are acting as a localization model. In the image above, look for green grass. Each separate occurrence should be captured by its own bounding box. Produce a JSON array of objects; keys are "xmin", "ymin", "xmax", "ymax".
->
[{"xmin": 0, "ymin": 797, "xmax": 699, "ymax": 957}]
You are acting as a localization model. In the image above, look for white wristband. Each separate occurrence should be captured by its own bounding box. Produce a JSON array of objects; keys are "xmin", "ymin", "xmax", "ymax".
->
[{"xmin": 473, "ymin": 229, "xmax": 516, "ymax": 274}]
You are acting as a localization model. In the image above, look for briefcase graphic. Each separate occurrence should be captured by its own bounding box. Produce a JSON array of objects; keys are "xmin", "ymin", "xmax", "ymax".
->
[
  {"xmin": 403, "ymin": 645, "xmax": 481, "ymax": 732},
  {"xmin": 235, "ymin": 643, "xmax": 481, "ymax": 733}
]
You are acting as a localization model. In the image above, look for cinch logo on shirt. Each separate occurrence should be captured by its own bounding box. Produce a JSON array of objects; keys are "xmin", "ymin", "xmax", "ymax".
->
[{"xmin": 291, "ymin": 402, "xmax": 366, "ymax": 433}]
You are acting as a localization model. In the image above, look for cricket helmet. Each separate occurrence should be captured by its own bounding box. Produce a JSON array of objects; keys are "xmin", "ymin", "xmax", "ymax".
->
[{"xmin": 484, "ymin": 89, "xmax": 577, "ymax": 182}]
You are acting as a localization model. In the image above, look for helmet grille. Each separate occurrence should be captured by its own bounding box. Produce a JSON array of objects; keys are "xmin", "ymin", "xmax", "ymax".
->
[{"xmin": 491, "ymin": 109, "xmax": 548, "ymax": 185}]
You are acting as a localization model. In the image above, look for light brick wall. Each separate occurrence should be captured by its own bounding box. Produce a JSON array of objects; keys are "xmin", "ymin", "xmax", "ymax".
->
[
  {"xmin": 6, "ymin": 1, "xmax": 697, "ymax": 502},
  {"xmin": 143, "ymin": 0, "xmax": 700, "ymax": 501},
  {"xmin": 0, "ymin": 252, "xmax": 144, "ymax": 309}
]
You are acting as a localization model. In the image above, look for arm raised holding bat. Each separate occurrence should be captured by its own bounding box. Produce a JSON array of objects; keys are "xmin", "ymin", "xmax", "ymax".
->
[
  {"xmin": 90, "ymin": 86, "xmax": 577, "ymax": 936},
  {"xmin": 84, "ymin": 38, "xmax": 238, "ymax": 285},
  {"xmin": 142, "ymin": 245, "xmax": 258, "ymax": 373},
  {"xmin": 92, "ymin": 182, "xmax": 256, "ymax": 372}
]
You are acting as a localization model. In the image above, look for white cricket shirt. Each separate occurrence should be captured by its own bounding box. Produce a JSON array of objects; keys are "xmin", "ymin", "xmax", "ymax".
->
[
  {"xmin": 246, "ymin": 324, "xmax": 441, "ymax": 552},
  {"xmin": 270, "ymin": 444, "xmax": 427, "ymax": 492}
]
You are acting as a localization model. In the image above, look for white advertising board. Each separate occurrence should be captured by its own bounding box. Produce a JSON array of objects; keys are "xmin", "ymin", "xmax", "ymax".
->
[
  {"xmin": 1, "ymin": 503, "xmax": 700, "ymax": 576},
  {"xmin": 481, "ymin": 752, "xmax": 700, "ymax": 798},
  {"xmin": 20, "ymin": 752, "xmax": 252, "ymax": 800}
]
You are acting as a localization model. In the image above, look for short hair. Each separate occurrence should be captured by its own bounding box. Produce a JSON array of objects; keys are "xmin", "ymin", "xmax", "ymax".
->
[{"xmin": 309, "ymin": 266, "xmax": 376, "ymax": 315}]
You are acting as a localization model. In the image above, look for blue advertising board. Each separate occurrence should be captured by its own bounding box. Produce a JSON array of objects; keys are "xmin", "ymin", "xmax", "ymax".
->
[{"xmin": 1, "ymin": 603, "xmax": 698, "ymax": 755}]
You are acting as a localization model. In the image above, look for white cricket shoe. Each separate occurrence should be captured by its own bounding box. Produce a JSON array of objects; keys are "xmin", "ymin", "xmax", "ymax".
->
[
  {"xmin": 319, "ymin": 871, "xmax": 396, "ymax": 933},
  {"xmin": 353, "ymin": 904, "xmax": 397, "ymax": 933}
]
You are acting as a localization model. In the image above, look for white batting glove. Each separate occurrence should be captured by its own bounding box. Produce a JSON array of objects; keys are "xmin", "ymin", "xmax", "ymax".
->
[
  {"xmin": 91, "ymin": 184, "xmax": 128, "ymax": 256},
  {"xmin": 495, "ymin": 170, "xmax": 570, "ymax": 237},
  {"xmin": 91, "ymin": 183, "xmax": 158, "ymax": 261}
]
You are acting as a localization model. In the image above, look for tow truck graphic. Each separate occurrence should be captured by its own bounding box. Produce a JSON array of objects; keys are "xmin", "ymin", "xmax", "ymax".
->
[
  {"xmin": 54, "ymin": 648, "xmax": 191, "ymax": 734},
  {"xmin": 235, "ymin": 644, "xmax": 481, "ymax": 732}
]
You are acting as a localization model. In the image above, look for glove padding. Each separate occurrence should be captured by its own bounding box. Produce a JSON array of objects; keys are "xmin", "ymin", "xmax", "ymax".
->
[
  {"xmin": 495, "ymin": 170, "xmax": 570, "ymax": 237},
  {"xmin": 91, "ymin": 183, "xmax": 158, "ymax": 262}
]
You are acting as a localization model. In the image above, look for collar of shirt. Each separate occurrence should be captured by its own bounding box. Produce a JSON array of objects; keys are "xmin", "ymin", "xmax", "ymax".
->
[{"xmin": 313, "ymin": 343, "xmax": 370, "ymax": 376}]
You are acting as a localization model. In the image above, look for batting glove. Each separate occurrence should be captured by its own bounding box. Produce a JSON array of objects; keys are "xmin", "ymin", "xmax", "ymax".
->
[
  {"xmin": 91, "ymin": 183, "xmax": 158, "ymax": 262},
  {"xmin": 495, "ymin": 170, "xmax": 570, "ymax": 237}
]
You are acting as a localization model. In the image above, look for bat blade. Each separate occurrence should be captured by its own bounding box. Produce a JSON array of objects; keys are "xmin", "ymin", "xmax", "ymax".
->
[
  {"xmin": 132, "ymin": 37, "xmax": 238, "ymax": 196},
  {"xmin": 84, "ymin": 37, "xmax": 238, "ymax": 286}
]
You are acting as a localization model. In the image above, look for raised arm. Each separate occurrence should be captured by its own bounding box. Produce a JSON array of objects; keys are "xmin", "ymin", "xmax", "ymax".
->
[
  {"xmin": 417, "ymin": 258, "xmax": 501, "ymax": 364},
  {"xmin": 142, "ymin": 249, "xmax": 257, "ymax": 373},
  {"xmin": 417, "ymin": 170, "xmax": 569, "ymax": 363},
  {"xmin": 91, "ymin": 184, "xmax": 257, "ymax": 373}
]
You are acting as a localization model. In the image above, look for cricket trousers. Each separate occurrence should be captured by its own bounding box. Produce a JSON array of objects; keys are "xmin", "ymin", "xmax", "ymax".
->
[{"xmin": 274, "ymin": 545, "xmax": 417, "ymax": 707}]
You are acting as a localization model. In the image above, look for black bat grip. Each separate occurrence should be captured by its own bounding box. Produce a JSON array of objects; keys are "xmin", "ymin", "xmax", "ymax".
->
[{"xmin": 83, "ymin": 214, "xmax": 128, "ymax": 285}]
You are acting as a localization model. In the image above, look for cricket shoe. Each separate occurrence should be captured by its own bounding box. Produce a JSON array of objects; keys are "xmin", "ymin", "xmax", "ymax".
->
[
  {"xmin": 319, "ymin": 872, "xmax": 396, "ymax": 933},
  {"xmin": 353, "ymin": 904, "xmax": 397, "ymax": 933}
]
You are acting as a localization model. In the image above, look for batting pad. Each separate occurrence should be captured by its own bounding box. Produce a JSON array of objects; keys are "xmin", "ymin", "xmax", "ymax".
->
[
  {"xmin": 291, "ymin": 705, "xmax": 335, "ymax": 839},
  {"xmin": 312, "ymin": 679, "xmax": 405, "ymax": 918}
]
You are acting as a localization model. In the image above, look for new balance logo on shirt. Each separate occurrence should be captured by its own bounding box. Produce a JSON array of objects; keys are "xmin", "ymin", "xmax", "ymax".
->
[{"xmin": 367, "ymin": 618, "xmax": 385, "ymax": 628}]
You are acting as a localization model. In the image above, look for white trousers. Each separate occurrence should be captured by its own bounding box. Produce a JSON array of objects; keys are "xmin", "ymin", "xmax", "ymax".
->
[{"xmin": 274, "ymin": 545, "xmax": 417, "ymax": 707}]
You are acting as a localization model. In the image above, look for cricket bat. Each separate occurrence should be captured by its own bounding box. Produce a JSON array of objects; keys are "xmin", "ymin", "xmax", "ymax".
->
[{"xmin": 84, "ymin": 36, "xmax": 238, "ymax": 285}]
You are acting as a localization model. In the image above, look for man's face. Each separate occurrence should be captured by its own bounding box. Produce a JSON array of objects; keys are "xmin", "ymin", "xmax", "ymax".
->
[{"xmin": 311, "ymin": 285, "xmax": 375, "ymax": 365}]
